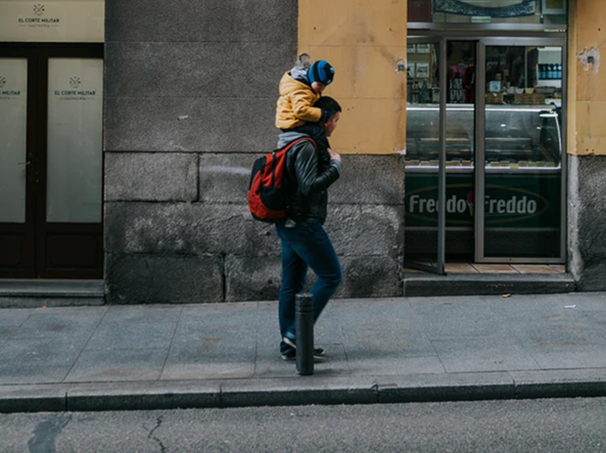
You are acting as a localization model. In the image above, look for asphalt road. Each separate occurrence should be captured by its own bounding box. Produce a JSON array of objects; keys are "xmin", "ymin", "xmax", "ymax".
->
[{"xmin": 2, "ymin": 398, "xmax": 606, "ymax": 452}]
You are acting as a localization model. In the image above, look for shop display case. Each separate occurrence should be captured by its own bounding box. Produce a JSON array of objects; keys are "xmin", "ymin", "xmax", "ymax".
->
[
  {"xmin": 405, "ymin": 103, "xmax": 563, "ymax": 259},
  {"xmin": 405, "ymin": 103, "xmax": 562, "ymax": 169}
]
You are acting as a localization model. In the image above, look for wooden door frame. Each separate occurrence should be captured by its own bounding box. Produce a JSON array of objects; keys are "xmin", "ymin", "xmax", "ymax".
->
[{"xmin": 0, "ymin": 43, "xmax": 104, "ymax": 279}]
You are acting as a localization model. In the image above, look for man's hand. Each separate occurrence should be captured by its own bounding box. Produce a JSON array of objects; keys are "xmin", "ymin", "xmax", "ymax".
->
[{"xmin": 327, "ymin": 148, "xmax": 342, "ymax": 163}]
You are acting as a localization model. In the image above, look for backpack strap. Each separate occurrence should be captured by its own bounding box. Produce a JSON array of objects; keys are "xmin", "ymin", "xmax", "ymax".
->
[{"xmin": 282, "ymin": 136, "xmax": 317, "ymax": 153}]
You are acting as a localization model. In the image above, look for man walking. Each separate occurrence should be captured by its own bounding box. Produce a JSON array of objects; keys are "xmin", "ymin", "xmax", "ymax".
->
[{"xmin": 275, "ymin": 96, "xmax": 343, "ymax": 362}]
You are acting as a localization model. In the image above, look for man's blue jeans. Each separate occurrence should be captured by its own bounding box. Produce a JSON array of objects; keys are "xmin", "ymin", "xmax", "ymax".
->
[{"xmin": 275, "ymin": 220, "xmax": 342, "ymax": 353}]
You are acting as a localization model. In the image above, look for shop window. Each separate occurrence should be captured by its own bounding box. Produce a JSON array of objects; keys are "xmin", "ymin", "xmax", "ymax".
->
[{"xmin": 408, "ymin": 0, "xmax": 567, "ymax": 25}]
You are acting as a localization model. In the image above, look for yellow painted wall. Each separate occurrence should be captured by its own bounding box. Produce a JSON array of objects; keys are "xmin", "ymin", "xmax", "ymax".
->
[
  {"xmin": 298, "ymin": 0, "xmax": 408, "ymax": 154},
  {"xmin": 299, "ymin": 0, "xmax": 600, "ymax": 156},
  {"xmin": 569, "ymin": 0, "xmax": 606, "ymax": 155}
]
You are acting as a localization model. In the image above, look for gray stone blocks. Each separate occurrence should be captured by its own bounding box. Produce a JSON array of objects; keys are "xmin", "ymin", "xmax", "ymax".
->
[
  {"xmin": 105, "ymin": 254, "xmax": 224, "ymax": 304},
  {"xmin": 103, "ymin": 153, "xmax": 406, "ymax": 303},
  {"xmin": 105, "ymin": 0, "xmax": 297, "ymax": 44},
  {"xmin": 199, "ymin": 153, "xmax": 258, "ymax": 204},
  {"xmin": 105, "ymin": 153, "xmax": 198, "ymax": 201},
  {"xmin": 104, "ymin": 203, "xmax": 279, "ymax": 256},
  {"xmin": 104, "ymin": 97, "xmax": 277, "ymax": 152},
  {"xmin": 339, "ymin": 256, "xmax": 403, "ymax": 298},
  {"xmin": 225, "ymin": 256, "xmax": 282, "ymax": 302},
  {"xmin": 326, "ymin": 205, "xmax": 405, "ymax": 258},
  {"xmin": 103, "ymin": 0, "xmax": 406, "ymax": 304},
  {"xmin": 104, "ymin": 0, "xmax": 297, "ymax": 154},
  {"xmin": 104, "ymin": 42, "xmax": 293, "ymax": 99},
  {"xmin": 568, "ymin": 155, "xmax": 606, "ymax": 291},
  {"xmin": 331, "ymin": 154, "xmax": 405, "ymax": 205}
]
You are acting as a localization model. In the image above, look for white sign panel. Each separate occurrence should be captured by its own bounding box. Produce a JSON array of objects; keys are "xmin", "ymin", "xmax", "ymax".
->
[
  {"xmin": 47, "ymin": 58, "xmax": 103, "ymax": 223},
  {"xmin": 0, "ymin": 58, "xmax": 28, "ymax": 223},
  {"xmin": 0, "ymin": 1, "xmax": 104, "ymax": 42}
]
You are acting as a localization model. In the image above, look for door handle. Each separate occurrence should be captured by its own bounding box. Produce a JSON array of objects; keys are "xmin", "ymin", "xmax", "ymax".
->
[{"xmin": 23, "ymin": 153, "xmax": 35, "ymax": 183}]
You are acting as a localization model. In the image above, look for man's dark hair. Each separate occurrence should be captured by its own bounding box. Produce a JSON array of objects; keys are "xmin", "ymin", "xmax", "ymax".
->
[{"xmin": 314, "ymin": 96, "xmax": 341, "ymax": 122}]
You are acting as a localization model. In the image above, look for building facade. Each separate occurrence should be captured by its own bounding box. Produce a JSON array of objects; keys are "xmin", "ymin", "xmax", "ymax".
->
[{"xmin": 0, "ymin": 0, "xmax": 604, "ymax": 303}]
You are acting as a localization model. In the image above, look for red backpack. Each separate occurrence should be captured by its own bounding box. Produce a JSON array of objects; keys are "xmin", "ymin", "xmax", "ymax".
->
[{"xmin": 248, "ymin": 137, "xmax": 317, "ymax": 222}]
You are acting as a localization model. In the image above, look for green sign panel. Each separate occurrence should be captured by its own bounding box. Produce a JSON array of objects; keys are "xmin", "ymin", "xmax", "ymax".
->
[{"xmin": 405, "ymin": 172, "xmax": 561, "ymax": 229}]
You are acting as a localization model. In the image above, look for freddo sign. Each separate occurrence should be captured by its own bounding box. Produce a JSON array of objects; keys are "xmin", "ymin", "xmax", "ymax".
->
[{"xmin": 409, "ymin": 193, "xmax": 540, "ymax": 216}]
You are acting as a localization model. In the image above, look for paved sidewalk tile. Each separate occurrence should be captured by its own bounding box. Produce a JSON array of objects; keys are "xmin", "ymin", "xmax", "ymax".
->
[
  {"xmin": 431, "ymin": 336, "xmax": 540, "ymax": 373},
  {"xmin": 0, "ymin": 337, "xmax": 84, "ymax": 384},
  {"xmin": 161, "ymin": 303, "xmax": 257, "ymax": 380},
  {"xmin": 66, "ymin": 348, "xmax": 169, "ymax": 382},
  {"xmin": 85, "ymin": 306, "xmax": 180, "ymax": 350}
]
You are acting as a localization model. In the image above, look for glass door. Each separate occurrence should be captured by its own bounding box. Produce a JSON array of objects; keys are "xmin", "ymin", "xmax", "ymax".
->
[
  {"xmin": 0, "ymin": 45, "xmax": 103, "ymax": 279},
  {"xmin": 406, "ymin": 39, "xmax": 479, "ymax": 273},
  {"xmin": 405, "ymin": 38, "xmax": 447, "ymax": 274},
  {"xmin": 0, "ymin": 49, "xmax": 35, "ymax": 278},
  {"xmin": 476, "ymin": 38, "xmax": 566, "ymax": 263},
  {"xmin": 41, "ymin": 51, "xmax": 104, "ymax": 277}
]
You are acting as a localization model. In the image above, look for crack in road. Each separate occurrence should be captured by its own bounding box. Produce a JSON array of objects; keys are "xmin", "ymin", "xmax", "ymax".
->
[{"xmin": 148, "ymin": 415, "xmax": 167, "ymax": 453}]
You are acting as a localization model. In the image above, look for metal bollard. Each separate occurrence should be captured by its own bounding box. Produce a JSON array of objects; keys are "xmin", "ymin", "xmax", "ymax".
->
[{"xmin": 295, "ymin": 293, "xmax": 314, "ymax": 375}]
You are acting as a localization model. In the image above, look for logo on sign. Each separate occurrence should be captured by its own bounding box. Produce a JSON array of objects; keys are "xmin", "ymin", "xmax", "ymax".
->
[
  {"xmin": 33, "ymin": 4, "xmax": 45, "ymax": 16},
  {"xmin": 407, "ymin": 185, "xmax": 549, "ymax": 226},
  {"xmin": 18, "ymin": 4, "xmax": 59, "ymax": 25},
  {"xmin": 53, "ymin": 76, "xmax": 96, "ymax": 99},
  {"xmin": 69, "ymin": 77, "xmax": 81, "ymax": 89},
  {"xmin": 0, "ymin": 76, "xmax": 21, "ymax": 97}
]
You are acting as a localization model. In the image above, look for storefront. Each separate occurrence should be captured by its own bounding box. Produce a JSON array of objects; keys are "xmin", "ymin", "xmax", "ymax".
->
[
  {"xmin": 2, "ymin": 0, "xmax": 606, "ymax": 302},
  {"xmin": 0, "ymin": 1, "xmax": 104, "ymax": 279},
  {"xmin": 405, "ymin": 0, "xmax": 567, "ymax": 273}
]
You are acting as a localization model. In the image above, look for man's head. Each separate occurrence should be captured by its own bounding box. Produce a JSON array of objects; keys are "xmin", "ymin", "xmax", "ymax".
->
[
  {"xmin": 314, "ymin": 96, "xmax": 341, "ymax": 137},
  {"xmin": 308, "ymin": 60, "xmax": 335, "ymax": 94}
]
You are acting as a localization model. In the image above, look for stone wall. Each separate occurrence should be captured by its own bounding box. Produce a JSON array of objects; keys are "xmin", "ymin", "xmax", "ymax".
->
[
  {"xmin": 566, "ymin": 0, "xmax": 606, "ymax": 291},
  {"xmin": 103, "ymin": 1, "xmax": 405, "ymax": 303},
  {"xmin": 568, "ymin": 155, "xmax": 606, "ymax": 291}
]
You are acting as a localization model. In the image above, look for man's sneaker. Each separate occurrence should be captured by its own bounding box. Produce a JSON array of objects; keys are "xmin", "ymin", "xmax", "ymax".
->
[
  {"xmin": 283, "ymin": 336, "xmax": 325, "ymax": 356},
  {"xmin": 280, "ymin": 348, "xmax": 325, "ymax": 363}
]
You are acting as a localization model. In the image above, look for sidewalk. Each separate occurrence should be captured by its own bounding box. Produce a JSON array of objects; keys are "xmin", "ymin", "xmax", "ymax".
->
[{"xmin": 2, "ymin": 292, "xmax": 606, "ymax": 413}]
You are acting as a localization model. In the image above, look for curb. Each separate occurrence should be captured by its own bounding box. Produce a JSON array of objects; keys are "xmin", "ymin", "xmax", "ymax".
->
[
  {"xmin": 404, "ymin": 273, "xmax": 576, "ymax": 297},
  {"xmin": 3, "ymin": 369, "xmax": 606, "ymax": 413}
]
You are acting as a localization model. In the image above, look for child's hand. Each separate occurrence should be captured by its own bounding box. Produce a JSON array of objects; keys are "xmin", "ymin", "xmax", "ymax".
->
[{"xmin": 327, "ymin": 148, "xmax": 341, "ymax": 163}]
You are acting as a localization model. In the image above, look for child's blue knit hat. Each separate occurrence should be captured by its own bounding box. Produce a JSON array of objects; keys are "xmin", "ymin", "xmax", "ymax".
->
[{"xmin": 308, "ymin": 60, "xmax": 335, "ymax": 86}]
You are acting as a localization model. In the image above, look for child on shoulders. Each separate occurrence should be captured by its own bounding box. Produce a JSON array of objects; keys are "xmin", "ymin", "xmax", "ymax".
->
[{"xmin": 275, "ymin": 54, "xmax": 335, "ymax": 152}]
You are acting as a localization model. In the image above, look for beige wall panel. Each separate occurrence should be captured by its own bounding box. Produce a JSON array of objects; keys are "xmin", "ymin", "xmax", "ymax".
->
[
  {"xmin": 299, "ymin": 0, "xmax": 407, "ymax": 47},
  {"xmin": 576, "ymin": 1, "xmax": 606, "ymax": 48},
  {"xmin": 303, "ymin": 45, "xmax": 407, "ymax": 100},
  {"xmin": 575, "ymin": 101, "xmax": 606, "ymax": 155},
  {"xmin": 298, "ymin": 2, "xmax": 349, "ymax": 46},
  {"xmin": 576, "ymin": 26, "xmax": 606, "ymax": 52},
  {"xmin": 299, "ymin": 0, "xmax": 407, "ymax": 155},
  {"xmin": 576, "ymin": 46, "xmax": 606, "ymax": 102},
  {"xmin": 571, "ymin": 0, "xmax": 606, "ymax": 155},
  {"xmin": 567, "ymin": 0, "xmax": 578, "ymax": 155},
  {"xmin": 329, "ymin": 99, "xmax": 405, "ymax": 155}
]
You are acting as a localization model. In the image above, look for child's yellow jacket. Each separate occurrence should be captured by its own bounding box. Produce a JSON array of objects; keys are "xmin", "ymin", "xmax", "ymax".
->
[{"xmin": 275, "ymin": 71, "xmax": 322, "ymax": 129}]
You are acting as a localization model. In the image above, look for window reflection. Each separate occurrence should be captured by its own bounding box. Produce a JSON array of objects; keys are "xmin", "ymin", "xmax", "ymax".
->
[{"xmin": 408, "ymin": 0, "xmax": 567, "ymax": 25}]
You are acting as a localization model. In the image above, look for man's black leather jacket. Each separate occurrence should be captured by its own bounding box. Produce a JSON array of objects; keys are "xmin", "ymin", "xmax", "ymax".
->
[{"xmin": 277, "ymin": 131, "xmax": 342, "ymax": 225}]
